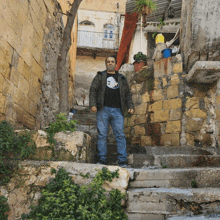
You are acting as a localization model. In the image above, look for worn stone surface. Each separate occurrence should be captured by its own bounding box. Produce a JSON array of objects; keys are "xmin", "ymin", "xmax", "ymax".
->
[
  {"xmin": 130, "ymin": 84, "xmax": 143, "ymax": 94},
  {"xmin": 134, "ymin": 126, "xmax": 145, "ymax": 135},
  {"xmin": 171, "ymin": 74, "xmax": 180, "ymax": 85},
  {"xmin": 129, "ymin": 167, "xmax": 220, "ymax": 188},
  {"xmin": 172, "ymin": 63, "xmax": 183, "ymax": 74},
  {"xmin": 32, "ymin": 130, "xmax": 49, "ymax": 148},
  {"xmin": 151, "ymin": 89, "xmax": 164, "ymax": 101},
  {"xmin": 181, "ymin": 0, "xmax": 220, "ymax": 70},
  {"xmin": 0, "ymin": 0, "xmax": 66, "ymax": 129},
  {"xmin": 169, "ymin": 109, "xmax": 182, "ymax": 121},
  {"xmin": 167, "ymin": 85, "xmax": 179, "ymax": 99},
  {"xmin": 154, "ymin": 57, "xmax": 172, "ymax": 77},
  {"xmin": 127, "ymin": 213, "xmax": 165, "ymax": 220},
  {"xmin": 155, "ymin": 155, "xmax": 220, "ymax": 168},
  {"xmin": 187, "ymin": 61, "xmax": 220, "ymax": 83},
  {"xmin": 141, "ymin": 92, "xmax": 150, "ymax": 103},
  {"xmin": 148, "ymin": 100, "xmax": 163, "ymax": 112},
  {"xmin": 186, "ymin": 97, "xmax": 200, "ymax": 109},
  {"xmin": 186, "ymin": 133, "xmax": 194, "ymax": 146},
  {"xmin": 134, "ymin": 103, "xmax": 148, "ymax": 114},
  {"xmin": 165, "ymin": 121, "xmax": 181, "ymax": 133},
  {"xmin": 135, "ymin": 114, "xmax": 147, "ymax": 125},
  {"xmin": 141, "ymin": 136, "xmax": 152, "ymax": 146},
  {"xmin": 127, "ymin": 187, "xmax": 220, "ymax": 215},
  {"xmin": 30, "ymin": 130, "xmax": 93, "ymax": 162},
  {"xmin": 0, "ymin": 161, "xmax": 129, "ymax": 220},
  {"xmin": 161, "ymin": 134, "xmax": 180, "ymax": 146},
  {"xmin": 54, "ymin": 131, "xmax": 91, "ymax": 162},
  {"xmin": 185, "ymin": 119, "xmax": 203, "ymax": 132},
  {"xmin": 153, "ymin": 110, "xmax": 169, "ymax": 123},
  {"xmin": 163, "ymin": 99, "xmax": 182, "ymax": 110},
  {"xmin": 185, "ymin": 109, "xmax": 207, "ymax": 119}
]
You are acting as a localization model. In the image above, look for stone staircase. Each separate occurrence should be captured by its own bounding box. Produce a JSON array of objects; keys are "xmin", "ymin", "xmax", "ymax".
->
[
  {"xmin": 126, "ymin": 146, "xmax": 220, "ymax": 220},
  {"xmin": 72, "ymin": 106, "xmax": 220, "ymax": 219}
]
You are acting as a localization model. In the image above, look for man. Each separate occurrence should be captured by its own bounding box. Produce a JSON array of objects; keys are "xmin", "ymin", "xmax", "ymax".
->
[{"xmin": 89, "ymin": 56, "xmax": 134, "ymax": 168}]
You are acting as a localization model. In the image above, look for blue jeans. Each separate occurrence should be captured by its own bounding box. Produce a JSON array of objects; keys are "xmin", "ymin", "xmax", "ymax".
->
[{"xmin": 96, "ymin": 106, "xmax": 127, "ymax": 163}]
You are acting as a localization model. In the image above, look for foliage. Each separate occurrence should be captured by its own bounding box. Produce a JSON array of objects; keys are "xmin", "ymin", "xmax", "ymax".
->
[
  {"xmin": 134, "ymin": 0, "xmax": 157, "ymax": 17},
  {"xmin": 191, "ymin": 180, "xmax": 197, "ymax": 188},
  {"xmin": 157, "ymin": 18, "xmax": 165, "ymax": 29},
  {"xmin": 45, "ymin": 112, "xmax": 78, "ymax": 145},
  {"xmin": 133, "ymin": 52, "xmax": 147, "ymax": 63},
  {"xmin": 152, "ymin": 18, "xmax": 166, "ymax": 38},
  {"xmin": 21, "ymin": 167, "xmax": 127, "ymax": 220},
  {"xmin": 0, "ymin": 196, "xmax": 10, "ymax": 220},
  {"xmin": 0, "ymin": 121, "xmax": 36, "ymax": 185}
]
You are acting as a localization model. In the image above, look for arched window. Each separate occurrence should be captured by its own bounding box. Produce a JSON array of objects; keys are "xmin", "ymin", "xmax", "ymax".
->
[
  {"xmin": 79, "ymin": 20, "xmax": 95, "ymax": 31},
  {"xmin": 103, "ymin": 24, "xmax": 114, "ymax": 39},
  {"xmin": 78, "ymin": 20, "xmax": 95, "ymax": 47}
]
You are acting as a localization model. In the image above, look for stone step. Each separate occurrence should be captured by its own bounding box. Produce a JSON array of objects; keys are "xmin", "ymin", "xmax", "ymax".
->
[
  {"xmin": 128, "ymin": 154, "xmax": 154, "ymax": 168},
  {"xmin": 145, "ymin": 146, "xmax": 212, "ymax": 156},
  {"xmin": 126, "ymin": 187, "xmax": 220, "ymax": 216},
  {"xmin": 126, "ymin": 213, "xmax": 166, "ymax": 220},
  {"xmin": 128, "ymin": 167, "xmax": 220, "ymax": 188},
  {"xmin": 154, "ymin": 155, "xmax": 220, "ymax": 168},
  {"xmin": 73, "ymin": 114, "xmax": 97, "ymax": 125},
  {"xmin": 75, "ymin": 124, "xmax": 97, "ymax": 137},
  {"xmin": 167, "ymin": 214, "xmax": 220, "ymax": 220}
]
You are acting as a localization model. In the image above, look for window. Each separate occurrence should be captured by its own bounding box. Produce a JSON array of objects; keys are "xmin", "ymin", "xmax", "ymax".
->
[
  {"xmin": 78, "ymin": 20, "xmax": 95, "ymax": 47},
  {"xmin": 103, "ymin": 24, "xmax": 114, "ymax": 39}
]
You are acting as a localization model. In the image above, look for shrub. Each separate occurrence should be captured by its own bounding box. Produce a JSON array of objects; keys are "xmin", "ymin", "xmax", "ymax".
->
[
  {"xmin": 21, "ymin": 167, "xmax": 127, "ymax": 220},
  {"xmin": 0, "ymin": 121, "xmax": 36, "ymax": 184},
  {"xmin": 45, "ymin": 113, "xmax": 78, "ymax": 145},
  {"xmin": 0, "ymin": 196, "xmax": 9, "ymax": 220}
]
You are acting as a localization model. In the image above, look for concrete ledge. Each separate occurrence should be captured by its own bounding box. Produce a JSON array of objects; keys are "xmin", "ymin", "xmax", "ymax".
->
[
  {"xmin": 154, "ymin": 155, "xmax": 220, "ymax": 168},
  {"xmin": 127, "ymin": 187, "xmax": 220, "ymax": 215},
  {"xmin": 129, "ymin": 167, "xmax": 220, "ymax": 188},
  {"xmin": 186, "ymin": 61, "xmax": 220, "ymax": 83}
]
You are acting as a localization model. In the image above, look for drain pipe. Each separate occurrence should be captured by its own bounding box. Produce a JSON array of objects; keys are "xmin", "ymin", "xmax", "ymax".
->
[{"xmin": 140, "ymin": 15, "xmax": 142, "ymax": 52}]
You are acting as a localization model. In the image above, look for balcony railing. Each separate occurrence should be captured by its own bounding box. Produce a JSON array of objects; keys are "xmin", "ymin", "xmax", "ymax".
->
[{"xmin": 77, "ymin": 30, "xmax": 119, "ymax": 50}]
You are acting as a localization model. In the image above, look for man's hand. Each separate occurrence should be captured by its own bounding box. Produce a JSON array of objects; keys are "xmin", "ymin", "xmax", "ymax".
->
[
  {"xmin": 128, "ymin": 109, "xmax": 134, "ymax": 114},
  {"xmin": 91, "ymin": 106, "xmax": 97, "ymax": 113}
]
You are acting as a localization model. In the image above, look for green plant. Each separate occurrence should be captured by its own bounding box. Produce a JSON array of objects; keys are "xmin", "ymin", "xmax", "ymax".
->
[
  {"xmin": 152, "ymin": 18, "xmax": 166, "ymax": 39},
  {"xmin": 133, "ymin": 52, "xmax": 147, "ymax": 63},
  {"xmin": 134, "ymin": 0, "xmax": 157, "ymax": 17},
  {"xmin": 21, "ymin": 167, "xmax": 127, "ymax": 220},
  {"xmin": 191, "ymin": 180, "xmax": 197, "ymax": 188},
  {"xmin": 0, "ymin": 196, "xmax": 9, "ymax": 220},
  {"xmin": 0, "ymin": 121, "xmax": 36, "ymax": 184},
  {"xmin": 45, "ymin": 112, "xmax": 78, "ymax": 145}
]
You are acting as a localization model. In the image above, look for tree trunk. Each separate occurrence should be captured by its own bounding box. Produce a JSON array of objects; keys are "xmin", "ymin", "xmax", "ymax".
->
[{"xmin": 57, "ymin": 0, "xmax": 83, "ymax": 114}]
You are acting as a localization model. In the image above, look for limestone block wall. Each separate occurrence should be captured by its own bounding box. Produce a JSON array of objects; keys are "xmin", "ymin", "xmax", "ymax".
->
[
  {"xmin": 123, "ymin": 57, "xmax": 220, "ymax": 149},
  {"xmin": 124, "ymin": 57, "xmax": 184, "ymax": 147},
  {"xmin": 0, "ymin": 0, "xmax": 75, "ymax": 129},
  {"xmin": 182, "ymin": 82, "xmax": 220, "ymax": 149}
]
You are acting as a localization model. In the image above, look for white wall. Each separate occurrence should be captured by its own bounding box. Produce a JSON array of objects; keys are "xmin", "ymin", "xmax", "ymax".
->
[
  {"xmin": 128, "ymin": 24, "xmax": 148, "ymax": 64},
  {"xmin": 74, "ymin": 56, "xmax": 106, "ymax": 106}
]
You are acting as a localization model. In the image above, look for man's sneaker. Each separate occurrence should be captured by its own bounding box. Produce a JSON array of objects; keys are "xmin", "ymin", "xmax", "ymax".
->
[{"xmin": 96, "ymin": 160, "xmax": 106, "ymax": 165}]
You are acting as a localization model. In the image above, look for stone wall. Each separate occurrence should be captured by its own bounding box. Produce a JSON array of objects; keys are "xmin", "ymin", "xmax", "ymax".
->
[
  {"xmin": 182, "ymin": 81, "xmax": 220, "ymax": 149},
  {"xmin": 0, "ymin": 161, "xmax": 128, "ymax": 220},
  {"xmin": 122, "ymin": 56, "xmax": 220, "ymax": 150},
  {"xmin": 0, "ymin": 0, "xmax": 75, "ymax": 129},
  {"xmin": 180, "ymin": 0, "xmax": 220, "ymax": 71},
  {"xmin": 123, "ymin": 57, "xmax": 184, "ymax": 147}
]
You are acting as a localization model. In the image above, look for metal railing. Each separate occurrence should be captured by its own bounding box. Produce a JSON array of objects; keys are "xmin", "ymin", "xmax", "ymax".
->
[{"xmin": 77, "ymin": 30, "xmax": 119, "ymax": 49}]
